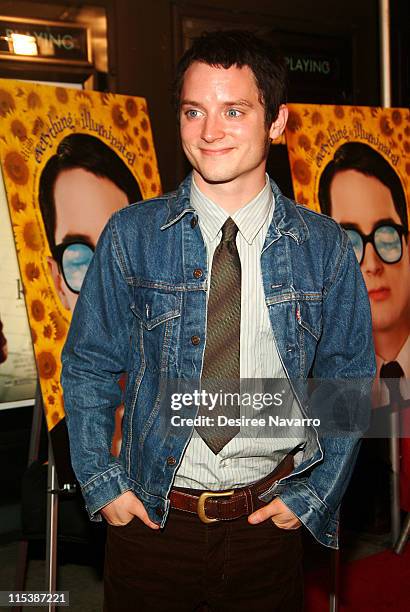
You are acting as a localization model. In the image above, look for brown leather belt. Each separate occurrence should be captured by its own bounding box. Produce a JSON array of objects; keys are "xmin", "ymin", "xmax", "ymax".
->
[{"xmin": 169, "ymin": 453, "xmax": 294, "ymax": 524}]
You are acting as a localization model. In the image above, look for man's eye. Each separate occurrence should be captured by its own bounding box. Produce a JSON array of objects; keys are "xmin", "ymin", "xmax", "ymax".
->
[
  {"xmin": 226, "ymin": 109, "xmax": 241, "ymax": 118},
  {"xmin": 186, "ymin": 109, "xmax": 201, "ymax": 118}
]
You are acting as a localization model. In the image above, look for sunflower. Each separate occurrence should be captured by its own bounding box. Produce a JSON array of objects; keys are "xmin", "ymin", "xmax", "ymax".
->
[
  {"xmin": 143, "ymin": 162, "xmax": 153, "ymax": 179},
  {"xmin": 75, "ymin": 90, "xmax": 93, "ymax": 106},
  {"xmin": 36, "ymin": 351, "xmax": 65, "ymax": 429},
  {"xmin": 24, "ymin": 261, "xmax": 41, "ymax": 283},
  {"xmin": 111, "ymin": 103, "xmax": 129, "ymax": 130},
  {"xmin": 140, "ymin": 117, "xmax": 149, "ymax": 132},
  {"xmin": 0, "ymin": 89, "xmax": 16, "ymax": 117},
  {"xmin": 47, "ymin": 105, "xmax": 58, "ymax": 120},
  {"xmin": 49, "ymin": 309, "xmax": 68, "ymax": 341},
  {"xmin": 31, "ymin": 116, "xmax": 45, "ymax": 136},
  {"xmin": 292, "ymin": 158, "xmax": 312, "ymax": 186},
  {"xmin": 298, "ymin": 134, "xmax": 311, "ymax": 151},
  {"xmin": 26, "ymin": 285, "xmax": 49, "ymax": 324},
  {"xmin": 27, "ymin": 90, "xmax": 42, "ymax": 109},
  {"xmin": 55, "ymin": 87, "xmax": 69, "ymax": 104},
  {"xmin": 46, "ymin": 387, "xmax": 65, "ymax": 429},
  {"xmin": 379, "ymin": 114, "xmax": 394, "ymax": 137},
  {"xmin": 13, "ymin": 209, "xmax": 45, "ymax": 254},
  {"xmin": 43, "ymin": 324, "xmax": 53, "ymax": 339},
  {"xmin": 31, "ymin": 298, "xmax": 46, "ymax": 322},
  {"xmin": 296, "ymin": 191, "xmax": 309, "ymax": 206},
  {"xmin": 10, "ymin": 192, "xmax": 26, "ymax": 213},
  {"xmin": 35, "ymin": 337, "xmax": 63, "ymax": 387},
  {"xmin": 287, "ymin": 110, "xmax": 303, "ymax": 133},
  {"xmin": 311, "ymin": 111, "xmax": 323, "ymax": 126},
  {"xmin": 3, "ymin": 150, "xmax": 29, "ymax": 186},
  {"xmin": 125, "ymin": 97, "xmax": 138, "ymax": 117},
  {"xmin": 333, "ymin": 106, "xmax": 344, "ymax": 119},
  {"xmin": 48, "ymin": 409, "xmax": 64, "ymax": 429},
  {"xmin": 100, "ymin": 92, "xmax": 114, "ymax": 106},
  {"xmin": 349, "ymin": 106, "xmax": 365, "ymax": 117},
  {"xmin": 34, "ymin": 340, "xmax": 61, "ymax": 404},
  {"xmin": 140, "ymin": 136, "xmax": 149, "ymax": 152},
  {"xmin": 37, "ymin": 349, "xmax": 58, "ymax": 379},
  {"xmin": 11, "ymin": 119, "xmax": 27, "ymax": 141},
  {"xmin": 391, "ymin": 109, "xmax": 402, "ymax": 126}
]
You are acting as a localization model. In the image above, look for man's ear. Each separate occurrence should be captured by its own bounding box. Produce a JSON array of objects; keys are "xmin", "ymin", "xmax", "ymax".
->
[
  {"xmin": 47, "ymin": 256, "xmax": 70, "ymax": 311},
  {"xmin": 269, "ymin": 105, "xmax": 289, "ymax": 141}
]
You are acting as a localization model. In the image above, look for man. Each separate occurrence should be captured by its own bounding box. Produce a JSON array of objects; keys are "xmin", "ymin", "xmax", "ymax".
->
[
  {"xmin": 319, "ymin": 141, "xmax": 410, "ymax": 514},
  {"xmin": 319, "ymin": 142, "xmax": 410, "ymax": 404},
  {"xmin": 62, "ymin": 31, "xmax": 375, "ymax": 611},
  {"xmin": 40, "ymin": 133, "xmax": 142, "ymax": 453},
  {"xmin": 39, "ymin": 133, "xmax": 142, "ymax": 312}
]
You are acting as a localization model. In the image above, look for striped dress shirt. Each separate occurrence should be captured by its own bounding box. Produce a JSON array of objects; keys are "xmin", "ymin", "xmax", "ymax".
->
[{"xmin": 173, "ymin": 176, "xmax": 305, "ymax": 490}]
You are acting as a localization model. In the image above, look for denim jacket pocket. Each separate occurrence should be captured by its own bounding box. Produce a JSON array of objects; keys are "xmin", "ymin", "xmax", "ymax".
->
[
  {"xmin": 295, "ymin": 294, "xmax": 323, "ymax": 376},
  {"xmin": 131, "ymin": 289, "xmax": 182, "ymax": 330},
  {"xmin": 131, "ymin": 288, "xmax": 182, "ymax": 371},
  {"xmin": 296, "ymin": 295, "xmax": 323, "ymax": 341}
]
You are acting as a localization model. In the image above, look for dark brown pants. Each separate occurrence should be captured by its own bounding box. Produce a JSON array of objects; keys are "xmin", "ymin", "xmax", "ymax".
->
[{"xmin": 104, "ymin": 507, "xmax": 303, "ymax": 612}]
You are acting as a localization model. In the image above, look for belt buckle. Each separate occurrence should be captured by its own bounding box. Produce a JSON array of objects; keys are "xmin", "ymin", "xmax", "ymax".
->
[{"xmin": 197, "ymin": 490, "xmax": 235, "ymax": 524}]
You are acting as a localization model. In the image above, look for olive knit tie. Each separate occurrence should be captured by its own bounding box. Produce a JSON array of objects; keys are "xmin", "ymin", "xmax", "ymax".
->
[{"xmin": 196, "ymin": 217, "xmax": 241, "ymax": 454}]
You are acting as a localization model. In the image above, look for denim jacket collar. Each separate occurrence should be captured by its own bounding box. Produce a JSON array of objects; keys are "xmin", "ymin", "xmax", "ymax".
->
[{"xmin": 161, "ymin": 173, "xmax": 309, "ymax": 246}]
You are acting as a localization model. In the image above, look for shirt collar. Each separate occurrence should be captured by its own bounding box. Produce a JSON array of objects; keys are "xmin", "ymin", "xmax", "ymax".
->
[
  {"xmin": 190, "ymin": 174, "xmax": 273, "ymax": 244},
  {"xmin": 376, "ymin": 334, "xmax": 410, "ymax": 379}
]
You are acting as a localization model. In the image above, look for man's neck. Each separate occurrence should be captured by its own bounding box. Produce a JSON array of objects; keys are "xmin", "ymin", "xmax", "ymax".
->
[{"xmin": 192, "ymin": 169, "xmax": 267, "ymax": 213}]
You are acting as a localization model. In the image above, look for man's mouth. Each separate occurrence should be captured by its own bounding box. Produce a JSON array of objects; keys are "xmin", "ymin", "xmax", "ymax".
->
[
  {"xmin": 199, "ymin": 148, "xmax": 233, "ymax": 156},
  {"xmin": 368, "ymin": 287, "xmax": 390, "ymax": 301}
]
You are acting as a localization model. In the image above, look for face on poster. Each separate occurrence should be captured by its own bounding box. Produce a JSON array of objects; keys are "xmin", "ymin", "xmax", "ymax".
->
[
  {"xmin": 285, "ymin": 104, "xmax": 410, "ymax": 406},
  {"xmin": 0, "ymin": 80, "xmax": 161, "ymax": 431}
]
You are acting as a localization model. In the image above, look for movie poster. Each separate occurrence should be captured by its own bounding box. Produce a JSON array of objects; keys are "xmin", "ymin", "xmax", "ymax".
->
[
  {"xmin": 285, "ymin": 103, "xmax": 410, "ymax": 509},
  {"xmin": 0, "ymin": 174, "xmax": 37, "ymax": 409},
  {"xmin": 0, "ymin": 80, "xmax": 161, "ymax": 481}
]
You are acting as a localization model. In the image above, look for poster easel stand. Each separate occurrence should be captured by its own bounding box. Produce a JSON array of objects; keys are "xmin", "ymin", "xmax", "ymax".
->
[
  {"xmin": 45, "ymin": 440, "xmax": 58, "ymax": 604},
  {"xmin": 14, "ymin": 383, "xmax": 43, "ymax": 598},
  {"xmin": 14, "ymin": 382, "xmax": 76, "ymax": 612}
]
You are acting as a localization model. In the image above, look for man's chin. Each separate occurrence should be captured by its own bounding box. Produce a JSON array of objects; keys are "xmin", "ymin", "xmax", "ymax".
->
[
  {"xmin": 192, "ymin": 168, "xmax": 236, "ymax": 185},
  {"xmin": 371, "ymin": 315, "xmax": 401, "ymax": 335}
]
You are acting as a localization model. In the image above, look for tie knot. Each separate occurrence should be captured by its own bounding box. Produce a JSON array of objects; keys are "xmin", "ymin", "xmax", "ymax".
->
[
  {"xmin": 221, "ymin": 218, "xmax": 239, "ymax": 243},
  {"xmin": 380, "ymin": 361, "xmax": 404, "ymax": 379}
]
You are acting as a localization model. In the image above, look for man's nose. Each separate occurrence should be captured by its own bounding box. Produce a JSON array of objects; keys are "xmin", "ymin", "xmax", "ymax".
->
[
  {"xmin": 362, "ymin": 243, "xmax": 383, "ymax": 275},
  {"xmin": 201, "ymin": 113, "xmax": 224, "ymax": 142}
]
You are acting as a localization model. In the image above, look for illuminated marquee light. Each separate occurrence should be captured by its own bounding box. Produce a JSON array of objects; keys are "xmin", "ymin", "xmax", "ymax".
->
[{"xmin": 10, "ymin": 33, "xmax": 38, "ymax": 56}]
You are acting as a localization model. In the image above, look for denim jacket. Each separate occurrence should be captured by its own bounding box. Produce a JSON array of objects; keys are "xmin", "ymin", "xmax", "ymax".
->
[{"xmin": 61, "ymin": 173, "xmax": 376, "ymax": 549}]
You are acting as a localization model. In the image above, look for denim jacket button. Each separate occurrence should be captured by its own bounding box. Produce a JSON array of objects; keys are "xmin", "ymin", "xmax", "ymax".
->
[
  {"xmin": 190, "ymin": 217, "xmax": 198, "ymax": 228},
  {"xmin": 193, "ymin": 268, "xmax": 203, "ymax": 279},
  {"xmin": 191, "ymin": 335, "xmax": 201, "ymax": 346},
  {"xmin": 167, "ymin": 456, "xmax": 176, "ymax": 466}
]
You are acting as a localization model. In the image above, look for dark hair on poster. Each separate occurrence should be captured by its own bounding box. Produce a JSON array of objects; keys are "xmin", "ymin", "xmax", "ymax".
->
[
  {"xmin": 318, "ymin": 141, "xmax": 408, "ymax": 231},
  {"xmin": 39, "ymin": 133, "xmax": 142, "ymax": 252}
]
